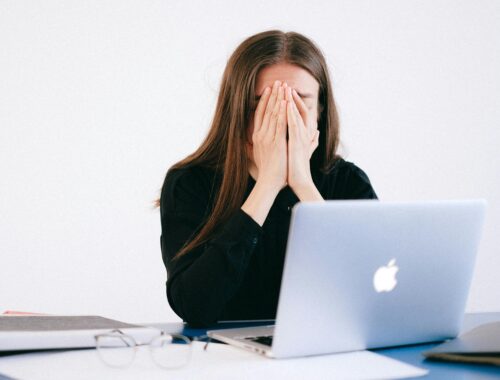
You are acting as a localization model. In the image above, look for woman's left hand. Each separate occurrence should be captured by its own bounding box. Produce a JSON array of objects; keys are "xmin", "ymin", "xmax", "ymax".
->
[{"xmin": 286, "ymin": 86, "xmax": 320, "ymax": 194}]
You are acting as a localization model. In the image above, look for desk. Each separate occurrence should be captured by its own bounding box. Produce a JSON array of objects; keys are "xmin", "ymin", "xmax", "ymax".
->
[
  {"xmin": 0, "ymin": 312, "xmax": 498, "ymax": 379},
  {"xmin": 149, "ymin": 312, "xmax": 500, "ymax": 379}
]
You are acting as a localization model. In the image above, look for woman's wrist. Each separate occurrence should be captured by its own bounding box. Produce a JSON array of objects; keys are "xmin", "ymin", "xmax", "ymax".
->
[
  {"xmin": 241, "ymin": 179, "xmax": 280, "ymax": 226},
  {"xmin": 255, "ymin": 176, "xmax": 284, "ymax": 195},
  {"xmin": 291, "ymin": 181, "xmax": 324, "ymax": 202}
]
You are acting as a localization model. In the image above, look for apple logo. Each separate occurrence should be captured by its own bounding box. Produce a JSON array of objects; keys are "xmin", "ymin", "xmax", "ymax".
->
[{"xmin": 373, "ymin": 259, "xmax": 399, "ymax": 293}]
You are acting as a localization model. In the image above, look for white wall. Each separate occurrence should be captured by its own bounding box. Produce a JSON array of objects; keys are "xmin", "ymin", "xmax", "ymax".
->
[{"xmin": 0, "ymin": 0, "xmax": 498, "ymax": 324}]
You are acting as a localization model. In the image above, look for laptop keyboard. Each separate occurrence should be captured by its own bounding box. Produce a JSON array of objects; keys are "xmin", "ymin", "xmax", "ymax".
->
[{"xmin": 245, "ymin": 335, "xmax": 273, "ymax": 346}]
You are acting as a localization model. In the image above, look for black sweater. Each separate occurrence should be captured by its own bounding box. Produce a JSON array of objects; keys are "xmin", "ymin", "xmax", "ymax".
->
[{"xmin": 160, "ymin": 158, "xmax": 378, "ymax": 327}]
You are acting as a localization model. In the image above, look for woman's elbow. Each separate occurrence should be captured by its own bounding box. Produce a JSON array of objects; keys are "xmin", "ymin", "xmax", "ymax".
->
[{"xmin": 166, "ymin": 277, "xmax": 221, "ymax": 327}]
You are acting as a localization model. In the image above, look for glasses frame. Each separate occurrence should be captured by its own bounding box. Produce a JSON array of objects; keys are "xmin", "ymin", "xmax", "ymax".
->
[{"xmin": 94, "ymin": 328, "xmax": 193, "ymax": 369}]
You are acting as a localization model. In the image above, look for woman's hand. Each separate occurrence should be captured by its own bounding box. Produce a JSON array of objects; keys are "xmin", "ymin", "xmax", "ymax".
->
[
  {"xmin": 251, "ymin": 80, "xmax": 288, "ymax": 193},
  {"xmin": 285, "ymin": 86, "xmax": 320, "ymax": 195}
]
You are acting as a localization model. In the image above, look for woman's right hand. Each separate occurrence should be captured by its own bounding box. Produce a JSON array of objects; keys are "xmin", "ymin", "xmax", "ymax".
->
[{"xmin": 251, "ymin": 80, "xmax": 288, "ymax": 193}]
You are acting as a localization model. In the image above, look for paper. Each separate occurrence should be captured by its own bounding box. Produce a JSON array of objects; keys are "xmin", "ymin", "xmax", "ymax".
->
[{"xmin": 0, "ymin": 341, "xmax": 428, "ymax": 380}]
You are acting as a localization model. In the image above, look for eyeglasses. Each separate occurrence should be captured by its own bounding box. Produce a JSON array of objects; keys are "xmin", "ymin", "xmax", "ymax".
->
[{"xmin": 94, "ymin": 329, "xmax": 193, "ymax": 369}]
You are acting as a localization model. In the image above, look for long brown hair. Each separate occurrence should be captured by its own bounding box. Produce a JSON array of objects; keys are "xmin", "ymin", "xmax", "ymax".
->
[{"xmin": 155, "ymin": 30, "xmax": 342, "ymax": 259}]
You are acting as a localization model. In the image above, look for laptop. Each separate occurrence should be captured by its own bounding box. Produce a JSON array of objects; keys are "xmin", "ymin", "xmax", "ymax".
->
[{"xmin": 207, "ymin": 199, "xmax": 487, "ymax": 359}]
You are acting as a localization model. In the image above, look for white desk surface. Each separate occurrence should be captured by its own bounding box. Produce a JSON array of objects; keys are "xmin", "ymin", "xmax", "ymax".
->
[{"xmin": 0, "ymin": 340, "xmax": 427, "ymax": 380}]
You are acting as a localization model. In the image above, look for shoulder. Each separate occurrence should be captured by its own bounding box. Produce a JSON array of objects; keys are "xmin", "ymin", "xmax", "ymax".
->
[
  {"xmin": 340, "ymin": 159, "xmax": 373, "ymax": 184},
  {"xmin": 160, "ymin": 164, "xmax": 220, "ymax": 215},
  {"xmin": 324, "ymin": 157, "xmax": 378, "ymax": 199},
  {"xmin": 162, "ymin": 164, "xmax": 214, "ymax": 193},
  {"xmin": 323, "ymin": 157, "xmax": 369, "ymax": 178}
]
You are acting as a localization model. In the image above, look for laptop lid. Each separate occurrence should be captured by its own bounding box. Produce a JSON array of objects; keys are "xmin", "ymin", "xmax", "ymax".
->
[{"xmin": 271, "ymin": 199, "xmax": 487, "ymax": 358}]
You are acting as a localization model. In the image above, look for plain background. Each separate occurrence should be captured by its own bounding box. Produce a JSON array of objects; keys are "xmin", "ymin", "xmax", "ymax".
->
[{"xmin": 0, "ymin": 0, "xmax": 498, "ymax": 323}]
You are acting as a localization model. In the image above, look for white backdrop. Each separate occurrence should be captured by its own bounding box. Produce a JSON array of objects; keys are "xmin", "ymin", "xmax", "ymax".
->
[{"xmin": 1, "ymin": 0, "xmax": 498, "ymax": 324}]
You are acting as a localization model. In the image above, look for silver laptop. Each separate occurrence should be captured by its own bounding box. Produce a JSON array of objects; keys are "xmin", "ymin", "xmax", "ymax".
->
[{"xmin": 207, "ymin": 199, "xmax": 487, "ymax": 359}]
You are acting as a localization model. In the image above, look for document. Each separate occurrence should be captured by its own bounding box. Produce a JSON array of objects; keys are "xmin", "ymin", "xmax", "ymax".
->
[{"xmin": 0, "ymin": 341, "xmax": 428, "ymax": 379}]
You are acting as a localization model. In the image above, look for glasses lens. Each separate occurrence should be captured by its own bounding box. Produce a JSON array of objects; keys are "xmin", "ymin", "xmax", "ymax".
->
[
  {"xmin": 96, "ymin": 332, "xmax": 136, "ymax": 368},
  {"xmin": 150, "ymin": 333, "xmax": 192, "ymax": 369}
]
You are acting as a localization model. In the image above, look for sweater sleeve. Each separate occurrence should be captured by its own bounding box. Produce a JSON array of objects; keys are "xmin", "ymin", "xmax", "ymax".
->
[{"xmin": 160, "ymin": 168, "xmax": 263, "ymax": 327}]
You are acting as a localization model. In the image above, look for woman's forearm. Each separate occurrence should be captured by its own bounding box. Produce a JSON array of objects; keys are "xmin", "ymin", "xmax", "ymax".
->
[{"xmin": 241, "ymin": 180, "xmax": 281, "ymax": 226}]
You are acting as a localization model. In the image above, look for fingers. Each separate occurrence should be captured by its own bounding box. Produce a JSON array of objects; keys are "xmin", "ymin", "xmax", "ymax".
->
[
  {"xmin": 265, "ymin": 85, "xmax": 285, "ymax": 141},
  {"xmin": 255, "ymin": 81, "xmax": 313, "ymax": 146},
  {"xmin": 310, "ymin": 129, "xmax": 320, "ymax": 158},
  {"xmin": 291, "ymin": 96, "xmax": 303, "ymax": 128},
  {"xmin": 287, "ymin": 98, "xmax": 298, "ymax": 140},
  {"xmin": 285, "ymin": 86, "xmax": 292, "ymax": 102},
  {"xmin": 277, "ymin": 83, "xmax": 285, "ymax": 104},
  {"xmin": 291, "ymin": 95, "xmax": 308, "ymax": 137},
  {"xmin": 260, "ymin": 80, "xmax": 281, "ymax": 134},
  {"xmin": 275, "ymin": 99, "xmax": 287, "ymax": 142},
  {"xmin": 253, "ymin": 86, "xmax": 272, "ymax": 133},
  {"xmin": 291, "ymin": 89, "xmax": 318, "ymax": 138},
  {"xmin": 312, "ymin": 129, "xmax": 320, "ymax": 146},
  {"xmin": 291, "ymin": 88, "xmax": 308, "ymax": 123}
]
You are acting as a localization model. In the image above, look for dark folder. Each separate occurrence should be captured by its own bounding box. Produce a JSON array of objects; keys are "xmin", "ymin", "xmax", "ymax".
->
[{"xmin": 422, "ymin": 321, "xmax": 500, "ymax": 366}]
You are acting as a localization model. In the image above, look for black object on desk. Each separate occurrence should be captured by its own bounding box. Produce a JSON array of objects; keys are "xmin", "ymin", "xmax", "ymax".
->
[{"xmin": 422, "ymin": 322, "xmax": 500, "ymax": 366}]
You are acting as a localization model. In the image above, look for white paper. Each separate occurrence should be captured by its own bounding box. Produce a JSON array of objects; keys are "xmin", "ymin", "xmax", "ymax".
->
[{"xmin": 0, "ymin": 341, "xmax": 428, "ymax": 380}]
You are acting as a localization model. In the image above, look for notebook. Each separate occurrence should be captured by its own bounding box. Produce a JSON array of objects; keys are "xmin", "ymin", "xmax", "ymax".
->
[
  {"xmin": 0, "ymin": 315, "xmax": 160, "ymax": 353},
  {"xmin": 422, "ymin": 322, "xmax": 500, "ymax": 366}
]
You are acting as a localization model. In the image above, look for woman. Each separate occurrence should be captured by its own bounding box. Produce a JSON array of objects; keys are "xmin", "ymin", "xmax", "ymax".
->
[{"xmin": 156, "ymin": 30, "xmax": 378, "ymax": 327}]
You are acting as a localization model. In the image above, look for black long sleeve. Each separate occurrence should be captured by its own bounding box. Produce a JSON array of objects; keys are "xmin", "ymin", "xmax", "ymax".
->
[{"xmin": 160, "ymin": 158, "xmax": 378, "ymax": 326}]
